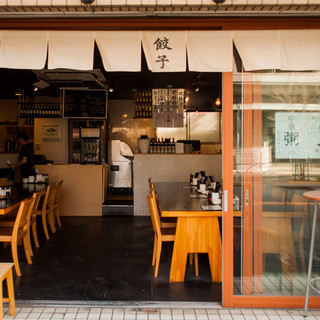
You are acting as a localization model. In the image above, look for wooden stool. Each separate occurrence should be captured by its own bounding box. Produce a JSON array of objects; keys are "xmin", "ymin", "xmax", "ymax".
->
[{"xmin": 0, "ymin": 263, "xmax": 15, "ymax": 318}]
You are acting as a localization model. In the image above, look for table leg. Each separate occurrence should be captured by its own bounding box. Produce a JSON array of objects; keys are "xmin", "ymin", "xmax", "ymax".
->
[{"xmin": 169, "ymin": 216, "xmax": 222, "ymax": 282}]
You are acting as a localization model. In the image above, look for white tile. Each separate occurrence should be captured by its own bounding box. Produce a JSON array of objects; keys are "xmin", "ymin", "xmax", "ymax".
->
[
  {"xmin": 240, "ymin": 310, "xmax": 254, "ymax": 315},
  {"xmin": 267, "ymin": 316, "xmax": 281, "ymax": 320},
  {"xmin": 44, "ymin": 308, "xmax": 56, "ymax": 313},
  {"xmin": 239, "ymin": 315, "xmax": 256, "ymax": 320},
  {"xmin": 252, "ymin": 310, "xmax": 266, "ymax": 315},
  {"xmin": 125, "ymin": 314, "xmax": 136, "ymax": 319},
  {"xmin": 55, "ymin": 308, "xmax": 68, "ymax": 314},
  {"xmin": 172, "ymin": 316, "xmax": 183, "ymax": 320},
  {"xmin": 220, "ymin": 315, "xmax": 232, "ymax": 320},
  {"xmin": 206, "ymin": 310, "xmax": 219, "ymax": 315},
  {"xmin": 207, "ymin": 315, "xmax": 220, "ymax": 320},
  {"xmin": 76, "ymin": 313, "xmax": 89, "ymax": 318},
  {"xmin": 28, "ymin": 312, "xmax": 42, "ymax": 318},
  {"xmin": 219, "ymin": 310, "xmax": 231, "ymax": 315},
  {"xmin": 231, "ymin": 315, "xmax": 245, "ymax": 320},
  {"xmin": 90, "ymin": 308, "xmax": 102, "ymax": 314},
  {"xmin": 229, "ymin": 310, "xmax": 242, "ymax": 315},
  {"xmin": 102, "ymin": 309, "xmax": 114, "ymax": 314}
]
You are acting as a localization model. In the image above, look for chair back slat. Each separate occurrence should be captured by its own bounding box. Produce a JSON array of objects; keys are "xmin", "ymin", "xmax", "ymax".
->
[
  {"xmin": 12, "ymin": 198, "xmax": 33, "ymax": 239},
  {"xmin": 148, "ymin": 191, "xmax": 162, "ymax": 236}
]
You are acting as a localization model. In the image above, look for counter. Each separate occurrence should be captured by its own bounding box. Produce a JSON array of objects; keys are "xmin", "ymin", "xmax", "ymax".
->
[
  {"xmin": 37, "ymin": 164, "xmax": 107, "ymax": 216},
  {"xmin": 133, "ymin": 153, "xmax": 222, "ymax": 216}
]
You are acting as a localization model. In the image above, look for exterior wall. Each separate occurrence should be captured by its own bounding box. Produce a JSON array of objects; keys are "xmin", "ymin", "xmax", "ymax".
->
[{"xmin": 134, "ymin": 153, "xmax": 222, "ymax": 216}]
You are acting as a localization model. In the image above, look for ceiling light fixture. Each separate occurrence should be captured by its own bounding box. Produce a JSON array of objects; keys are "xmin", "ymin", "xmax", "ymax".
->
[
  {"xmin": 108, "ymin": 87, "xmax": 114, "ymax": 93},
  {"xmin": 215, "ymin": 97, "xmax": 221, "ymax": 106}
]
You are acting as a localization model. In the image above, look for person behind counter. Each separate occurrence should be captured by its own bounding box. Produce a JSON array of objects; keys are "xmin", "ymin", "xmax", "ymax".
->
[{"xmin": 10, "ymin": 132, "xmax": 36, "ymax": 180}]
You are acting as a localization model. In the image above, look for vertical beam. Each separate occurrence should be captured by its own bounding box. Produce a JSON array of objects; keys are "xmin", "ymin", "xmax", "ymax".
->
[
  {"xmin": 242, "ymin": 74, "xmax": 253, "ymax": 295},
  {"xmin": 252, "ymin": 82, "xmax": 263, "ymax": 293},
  {"xmin": 222, "ymin": 72, "xmax": 234, "ymax": 307}
]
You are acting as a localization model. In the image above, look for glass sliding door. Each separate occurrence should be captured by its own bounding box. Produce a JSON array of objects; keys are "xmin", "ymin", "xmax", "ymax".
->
[{"xmin": 229, "ymin": 68, "xmax": 320, "ymax": 306}]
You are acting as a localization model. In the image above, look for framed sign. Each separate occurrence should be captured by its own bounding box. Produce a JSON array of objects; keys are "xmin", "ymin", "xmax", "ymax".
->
[{"xmin": 42, "ymin": 125, "xmax": 61, "ymax": 140}]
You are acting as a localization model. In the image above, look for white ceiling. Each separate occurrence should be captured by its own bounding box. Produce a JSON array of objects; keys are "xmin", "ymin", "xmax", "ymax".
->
[{"xmin": 0, "ymin": 0, "xmax": 320, "ymax": 16}]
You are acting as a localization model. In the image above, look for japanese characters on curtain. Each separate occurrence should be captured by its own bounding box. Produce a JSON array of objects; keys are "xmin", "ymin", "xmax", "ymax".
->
[
  {"xmin": 152, "ymin": 89, "xmax": 185, "ymax": 128},
  {"xmin": 275, "ymin": 112, "xmax": 320, "ymax": 159},
  {"xmin": 142, "ymin": 31, "xmax": 187, "ymax": 72}
]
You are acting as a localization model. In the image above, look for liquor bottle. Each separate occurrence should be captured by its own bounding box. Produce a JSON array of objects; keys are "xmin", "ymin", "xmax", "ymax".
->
[
  {"xmin": 172, "ymin": 138, "xmax": 176, "ymax": 153},
  {"xmin": 157, "ymin": 138, "xmax": 161, "ymax": 153}
]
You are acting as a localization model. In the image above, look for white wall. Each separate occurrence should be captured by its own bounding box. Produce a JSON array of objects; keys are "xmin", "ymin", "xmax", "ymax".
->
[
  {"xmin": 134, "ymin": 154, "xmax": 222, "ymax": 216},
  {"xmin": 34, "ymin": 118, "xmax": 69, "ymax": 164}
]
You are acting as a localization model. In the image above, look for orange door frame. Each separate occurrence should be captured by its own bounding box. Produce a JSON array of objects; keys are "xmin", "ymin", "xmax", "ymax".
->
[{"xmin": 222, "ymin": 71, "xmax": 320, "ymax": 308}]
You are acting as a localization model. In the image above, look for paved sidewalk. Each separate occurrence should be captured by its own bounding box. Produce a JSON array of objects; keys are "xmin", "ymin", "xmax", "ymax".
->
[{"xmin": 2, "ymin": 302, "xmax": 320, "ymax": 320}]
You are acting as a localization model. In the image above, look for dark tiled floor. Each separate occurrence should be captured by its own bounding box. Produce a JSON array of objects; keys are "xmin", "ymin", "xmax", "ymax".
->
[{"xmin": 0, "ymin": 216, "xmax": 222, "ymax": 303}]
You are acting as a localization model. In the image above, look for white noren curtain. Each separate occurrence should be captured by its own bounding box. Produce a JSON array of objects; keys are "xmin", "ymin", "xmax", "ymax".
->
[
  {"xmin": 48, "ymin": 31, "xmax": 95, "ymax": 70},
  {"xmin": 95, "ymin": 31, "xmax": 142, "ymax": 72},
  {"xmin": 187, "ymin": 31, "xmax": 233, "ymax": 72},
  {"xmin": 0, "ymin": 31, "xmax": 48, "ymax": 69}
]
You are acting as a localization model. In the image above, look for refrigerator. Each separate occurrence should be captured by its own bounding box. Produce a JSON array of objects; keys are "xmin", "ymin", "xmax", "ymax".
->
[
  {"xmin": 69, "ymin": 120, "xmax": 107, "ymax": 164},
  {"xmin": 80, "ymin": 128, "xmax": 101, "ymax": 164}
]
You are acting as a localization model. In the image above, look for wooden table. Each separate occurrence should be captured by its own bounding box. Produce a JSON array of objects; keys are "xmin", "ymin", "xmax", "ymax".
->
[
  {"xmin": 0, "ymin": 183, "xmax": 46, "ymax": 215},
  {"xmin": 156, "ymin": 182, "xmax": 240, "ymax": 283}
]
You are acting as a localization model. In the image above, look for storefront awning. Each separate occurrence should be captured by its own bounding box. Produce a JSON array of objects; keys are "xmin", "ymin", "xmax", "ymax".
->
[{"xmin": 0, "ymin": 30, "xmax": 319, "ymax": 72}]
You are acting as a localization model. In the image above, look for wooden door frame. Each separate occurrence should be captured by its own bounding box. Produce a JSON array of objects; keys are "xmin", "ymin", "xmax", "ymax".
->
[{"xmin": 221, "ymin": 71, "xmax": 320, "ymax": 308}]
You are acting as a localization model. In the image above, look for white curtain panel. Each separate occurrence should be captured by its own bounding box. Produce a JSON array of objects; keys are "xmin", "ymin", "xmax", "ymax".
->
[
  {"xmin": 95, "ymin": 31, "xmax": 142, "ymax": 72},
  {"xmin": 280, "ymin": 30, "xmax": 320, "ymax": 71},
  {"xmin": 187, "ymin": 31, "xmax": 233, "ymax": 72},
  {"xmin": 142, "ymin": 31, "xmax": 187, "ymax": 72},
  {"xmin": 0, "ymin": 31, "xmax": 48, "ymax": 69},
  {"xmin": 48, "ymin": 31, "xmax": 95, "ymax": 70},
  {"xmin": 233, "ymin": 30, "xmax": 281, "ymax": 71}
]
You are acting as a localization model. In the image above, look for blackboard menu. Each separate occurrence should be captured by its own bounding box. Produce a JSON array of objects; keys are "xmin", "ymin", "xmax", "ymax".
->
[{"xmin": 63, "ymin": 89, "xmax": 107, "ymax": 118}]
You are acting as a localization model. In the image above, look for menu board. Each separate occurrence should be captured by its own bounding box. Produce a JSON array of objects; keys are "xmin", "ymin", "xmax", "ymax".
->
[{"xmin": 63, "ymin": 89, "xmax": 107, "ymax": 118}]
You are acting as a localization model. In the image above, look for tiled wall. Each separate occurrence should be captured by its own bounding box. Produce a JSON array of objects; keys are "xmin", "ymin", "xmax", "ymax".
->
[{"xmin": 134, "ymin": 154, "xmax": 222, "ymax": 216}]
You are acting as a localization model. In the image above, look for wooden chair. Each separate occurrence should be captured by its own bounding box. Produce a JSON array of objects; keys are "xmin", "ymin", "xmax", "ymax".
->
[
  {"xmin": 147, "ymin": 193, "xmax": 176, "ymax": 277},
  {"xmin": 36, "ymin": 184, "xmax": 58, "ymax": 240},
  {"xmin": 148, "ymin": 178, "xmax": 176, "ymax": 229},
  {"xmin": 0, "ymin": 191, "xmax": 44, "ymax": 256},
  {"xmin": 28, "ymin": 191, "xmax": 45, "ymax": 254},
  {"xmin": 0, "ymin": 263, "xmax": 15, "ymax": 318},
  {"xmin": 148, "ymin": 191, "xmax": 199, "ymax": 277},
  {"xmin": 0, "ymin": 198, "xmax": 34, "ymax": 276},
  {"xmin": 53, "ymin": 180, "xmax": 63, "ymax": 227}
]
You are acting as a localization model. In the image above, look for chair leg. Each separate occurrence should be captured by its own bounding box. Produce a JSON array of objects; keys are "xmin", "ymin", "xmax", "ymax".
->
[
  {"xmin": 189, "ymin": 253, "xmax": 193, "ymax": 265},
  {"xmin": 49, "ymin": 209, "xmax": 56, "ymax": 234},
  {"xmin": 154, "ymin": 239, "xmax": 162, "ymax": 278},
  {"xmin": 6, "ymin": 268, "xmax": 15, "ymax": 316},
  {"xmin": 42, "ymin": 213, "xmax": 50, "ymax": 240},
  {"xmin": 194, "ymin": 253, "xmax": 199, "ymax": 276},
  {"xmin": 27, "ymin": 229, "xmax": 33, "ymax": 257},
  {"xmin": 22, "ymin": 236, "xmax": 32, "ymax": 265},
  {"xmin": 32, "ymin": 222, "xmax": 39, "ymax": 248},
  {"xmin": 11, "ymin": 239, "xmax": 21, "ymax": 277},
  {"xmin": 152, "ymin": 234, "xmax": 157, "ymax": 266},
  {"xmin": 56, "ymin": 207, "xmax": 62, "ymax": 227}
]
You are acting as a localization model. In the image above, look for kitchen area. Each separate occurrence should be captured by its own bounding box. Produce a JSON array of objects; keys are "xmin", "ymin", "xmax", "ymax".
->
[{"xmin": 0, "ymin": 61, "xmax": 223, "ymax": 217}]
